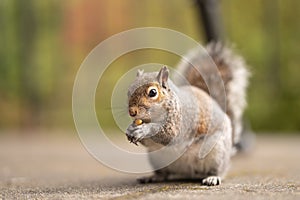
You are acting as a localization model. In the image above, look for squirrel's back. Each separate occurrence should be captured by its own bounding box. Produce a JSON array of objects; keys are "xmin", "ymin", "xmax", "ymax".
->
[{"xmin": 175, "ymin": 42, "xmax": 250, "ymax": 147}]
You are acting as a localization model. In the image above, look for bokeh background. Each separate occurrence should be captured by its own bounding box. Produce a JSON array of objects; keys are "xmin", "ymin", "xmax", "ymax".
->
[{"xmin": 0, "ymin": 0, "xmax": 299, "ymax": 134}]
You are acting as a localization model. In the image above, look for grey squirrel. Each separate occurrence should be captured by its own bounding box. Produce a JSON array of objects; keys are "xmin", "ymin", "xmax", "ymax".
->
[{"xmin": 125, "ymin": 42, "xmax": 250, "ymax": 186}]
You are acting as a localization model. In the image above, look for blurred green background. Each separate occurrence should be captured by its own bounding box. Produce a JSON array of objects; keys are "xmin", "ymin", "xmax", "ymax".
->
[{"xmin": 0, "ymin": 0, "xmax": 299, "ymax": 133}]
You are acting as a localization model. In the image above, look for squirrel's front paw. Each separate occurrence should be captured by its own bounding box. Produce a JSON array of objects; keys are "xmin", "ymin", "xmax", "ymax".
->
[{"xmin": 126, "ymin": 124, "xmax": 146, "ymax": 145}]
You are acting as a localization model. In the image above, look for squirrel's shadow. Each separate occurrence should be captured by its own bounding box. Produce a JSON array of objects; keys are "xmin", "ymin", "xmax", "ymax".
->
[{"xmin": 136, "ymin": 177, "xmax": 206, "ymax": 185}]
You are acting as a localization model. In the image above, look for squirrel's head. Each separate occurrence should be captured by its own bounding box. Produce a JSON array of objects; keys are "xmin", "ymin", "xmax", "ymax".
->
[{"xmin": 127, "ymin": 66, "xmax": 174, "ymax": 124}]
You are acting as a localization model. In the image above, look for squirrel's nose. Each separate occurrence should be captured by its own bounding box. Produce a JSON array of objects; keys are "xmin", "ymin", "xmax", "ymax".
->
[{"xmin": 129, "ymin": 107, "xmax": 138, "ymax": 117}]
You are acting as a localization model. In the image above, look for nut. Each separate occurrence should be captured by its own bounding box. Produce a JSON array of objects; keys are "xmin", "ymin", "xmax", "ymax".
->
[{"xmin": 135, "ymin": 119, "xmax": 143, "ymax": 126}]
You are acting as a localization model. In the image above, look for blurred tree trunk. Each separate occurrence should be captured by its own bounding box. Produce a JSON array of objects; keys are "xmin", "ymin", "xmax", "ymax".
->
[{"xmin": 195, "ymin": 0, "xmax": 224, "ymax": 42}]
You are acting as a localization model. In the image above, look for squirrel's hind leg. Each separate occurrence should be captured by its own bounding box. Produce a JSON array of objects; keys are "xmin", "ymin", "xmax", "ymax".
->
[
  {"xmin": 137, "ymin": 174, "xmax": 168, "ymax": 184},
  {"xmin": 137, "ymin": 170, "xmax": 170, "ymax": 184}
]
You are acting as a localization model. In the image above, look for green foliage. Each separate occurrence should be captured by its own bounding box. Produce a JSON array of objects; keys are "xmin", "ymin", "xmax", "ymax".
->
[
  {"xmin": 222, "ymin": 0, "xmax": 300, "ymax": 131},
  {"xmin": 0, "ymin": 0, "xmax": 299, "ymax": 132}
]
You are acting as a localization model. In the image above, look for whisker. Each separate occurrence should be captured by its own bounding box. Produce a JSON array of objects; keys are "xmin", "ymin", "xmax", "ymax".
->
[{"xmin": 101, "ymin": 106, "xmax": 129, "ymax": 118}]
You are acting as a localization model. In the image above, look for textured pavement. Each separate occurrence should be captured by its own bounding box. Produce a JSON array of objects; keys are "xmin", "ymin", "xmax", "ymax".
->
[{"xmin": 0, "ymin": 132, "xmax": 299, "ymax": 199}]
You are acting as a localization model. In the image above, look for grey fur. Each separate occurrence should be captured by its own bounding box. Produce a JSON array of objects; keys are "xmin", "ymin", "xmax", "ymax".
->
[
  {"xmin": 175, "ymin": 42, "xmax": 250, "ymax": 147},
  {"xmin": 126, "ymin": 42, "xmax": 249, "ymax": 186}
]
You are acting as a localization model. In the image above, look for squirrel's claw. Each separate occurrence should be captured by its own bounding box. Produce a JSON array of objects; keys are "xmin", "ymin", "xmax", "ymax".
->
[
  {"xmin": 129, "ymin": 136, "xmax": 139, "ymax": 146},
  {"xmin": 126, "ymin": 132, "xmax": 139, "ymax": 146}
]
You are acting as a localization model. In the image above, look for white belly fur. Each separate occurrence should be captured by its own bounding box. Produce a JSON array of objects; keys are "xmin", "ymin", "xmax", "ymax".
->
[{"xmin": 143, "ymin": 117, "xmax": 232, "ymax": 179}]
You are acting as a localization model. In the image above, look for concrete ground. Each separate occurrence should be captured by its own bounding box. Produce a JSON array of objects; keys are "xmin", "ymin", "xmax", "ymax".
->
[{"xmin": 0, "ymin": 131, "xmax": 299, "ymax": 199}]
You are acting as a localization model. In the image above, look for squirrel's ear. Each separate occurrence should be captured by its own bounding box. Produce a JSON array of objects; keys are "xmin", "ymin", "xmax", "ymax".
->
[
  {"xmin": 137, "ymin": 69, "xmax": 144, "ymax": 77},
  {"xmin": 157, "ymin": 66, "xmax": 169, "ymax": 89}
]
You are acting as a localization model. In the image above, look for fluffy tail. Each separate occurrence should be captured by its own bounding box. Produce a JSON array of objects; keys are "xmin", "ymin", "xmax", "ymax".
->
[{"xmin": 174, "ymin": 42, "xmax": 250, "ymax": 148}]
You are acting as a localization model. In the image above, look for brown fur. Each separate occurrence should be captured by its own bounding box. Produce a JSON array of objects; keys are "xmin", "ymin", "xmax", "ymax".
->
[
  {"xmin": 189, "ymin": 87, "xmax": 213, "ymax": 135},
  {"xmin": 176, "ymin": 43, "xmax": 249, "ymax": 146},
  {"xmin": 129, "ymin": 83, "xmax": 162, "ymax": 107}
]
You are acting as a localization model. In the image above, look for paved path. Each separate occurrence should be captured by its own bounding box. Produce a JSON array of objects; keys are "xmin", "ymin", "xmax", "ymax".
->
[{"xmin": 0, "ymin": 132, "xmax": 299, "ymax": 199}]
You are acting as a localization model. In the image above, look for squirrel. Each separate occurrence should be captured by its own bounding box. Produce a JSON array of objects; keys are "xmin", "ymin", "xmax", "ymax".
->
[{"xmin": 125, "ymin": 42, "xmax": 250, "ymax": 186}]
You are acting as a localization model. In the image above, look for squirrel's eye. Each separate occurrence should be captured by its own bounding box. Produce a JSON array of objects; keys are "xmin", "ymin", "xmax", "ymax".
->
[
  {"xmin": 147, "ymin": 86, "xmax": 159, "ymax": 99},
  {"xmin": 148, "ymin": 88, "xmax": 157, "ymax": 98}
]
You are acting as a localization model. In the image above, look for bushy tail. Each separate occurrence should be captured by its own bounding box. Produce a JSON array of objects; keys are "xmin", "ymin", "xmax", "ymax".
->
[{"xmin": 174, "ymin": 42, "xmax": 250, "ymax": 147}]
